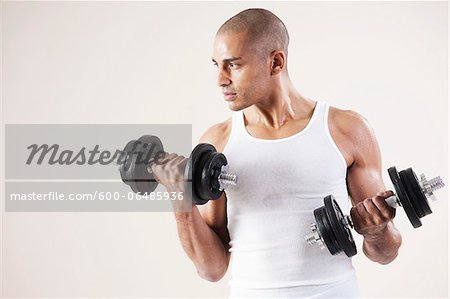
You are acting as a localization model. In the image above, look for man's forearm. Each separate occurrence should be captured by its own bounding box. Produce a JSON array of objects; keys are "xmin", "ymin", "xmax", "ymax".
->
[
  {"xmin": 174, "ymin": 205, "xmax": 229, "ymax": 281},
  {"xmin": 362, "ymin": 221, "xmax": 402, "ymax": 265}
]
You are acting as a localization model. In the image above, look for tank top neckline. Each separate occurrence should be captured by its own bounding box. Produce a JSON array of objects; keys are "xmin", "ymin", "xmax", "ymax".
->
[{"xmin": 238, "ymin": 100, "xmax": 322, "ymax": 143}]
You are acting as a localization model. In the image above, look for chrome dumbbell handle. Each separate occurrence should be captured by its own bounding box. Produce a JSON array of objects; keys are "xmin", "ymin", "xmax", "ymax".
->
[{"xmin": 385, "ymin": 195, "xmax": 401, "ymax": 208}]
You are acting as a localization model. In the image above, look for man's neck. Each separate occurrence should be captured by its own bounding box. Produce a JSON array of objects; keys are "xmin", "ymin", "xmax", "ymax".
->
[{"xmin": 244, "ymin": 82, "xmax": 314, "ymax": 129}]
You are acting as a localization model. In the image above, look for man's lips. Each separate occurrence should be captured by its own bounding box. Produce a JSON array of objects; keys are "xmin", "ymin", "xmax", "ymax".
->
[{"xmin": 223, "ymin": 92, "xmax": 237, "ymax": 101}]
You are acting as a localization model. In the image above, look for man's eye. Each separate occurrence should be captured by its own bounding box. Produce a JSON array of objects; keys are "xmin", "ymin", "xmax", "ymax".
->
[{"xmin": 213, "ymin": 63, "xmax": 219, "ymax": 68}]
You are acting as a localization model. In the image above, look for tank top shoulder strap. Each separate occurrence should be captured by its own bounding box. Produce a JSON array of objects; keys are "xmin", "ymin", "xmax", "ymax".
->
[
  {"xmin": 296, "ymin": 100, "xmax": 328, "ymax": 135},
  {"xmin": 223, "ymin": 110, "xmax": 245, "ymax": 153},
  {"xmin": 235, "ymin": 110, "xmax": 245, "ymax": 133}
]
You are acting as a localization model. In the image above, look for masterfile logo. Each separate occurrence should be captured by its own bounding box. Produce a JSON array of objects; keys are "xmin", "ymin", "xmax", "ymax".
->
[{"xmin": 4, "ymin": 124, "xmax": 192, "ymax": 212}]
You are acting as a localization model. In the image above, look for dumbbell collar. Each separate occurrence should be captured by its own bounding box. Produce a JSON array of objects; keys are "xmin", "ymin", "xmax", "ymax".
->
[
  {"xmin": 305, "ymin": 223, "xmax": 325, "ymax": 249},
  {"xmin": 419, "ymin": 173, "xmax": 444, "ymax": 202},
  {"xmin": 218, "ymin": 165, "xmax": 239, "ymax": 190}
]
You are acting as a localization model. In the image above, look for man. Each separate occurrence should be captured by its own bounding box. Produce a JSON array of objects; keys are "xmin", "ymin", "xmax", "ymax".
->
[{"xmin": 153, "ymin": 8, "xmax": 402, "ymax": 298}]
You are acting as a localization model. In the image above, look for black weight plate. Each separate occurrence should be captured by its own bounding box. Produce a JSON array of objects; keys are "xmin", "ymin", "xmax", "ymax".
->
[
  {"xmin": 403, "ymin": 168, "xmax": 432, "ymax": 217},
  {"xmin": 388, "ymin": 167, "xmax": 422, "ymax": 228},
  {"xmin": 199, "ymin": 152, "xmax": 227, "ymax": 200},
  {"xmin": 133, "ymin": 135, "xmax": 164, "ymax": 194},
  {"xmin": 196, "ymin": 151, "xmax": 215, "ymax": 200},
  {"xmin": 399, "ymin": 170, "xmax": 425, "ymax": 218},
  {"xmin": 324, "ymin": 195, "xmax": 357, "ymax": 257},
  {"xmin": 120, "ymin": 139, "xmax": 142, "ymax": 193},
  {"xmin": 124, "ymin": 140, "xmax": 142, "ymax": 194},
  {"xmin": 184, "ymin": 143, "xmax": 216, "ymax": 205},
  {"xmin": 313, "ymin": 205, "xmax": 340, "ymax": 255},
  {"xmin": 119, "ymin": 139, "xmax": 137, "ymax": 184}
]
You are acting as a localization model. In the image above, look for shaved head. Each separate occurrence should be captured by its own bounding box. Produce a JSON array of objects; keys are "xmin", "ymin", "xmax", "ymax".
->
[{"xmin": 216, "ymin": 8, "xmax": 290, "ymax": 57}]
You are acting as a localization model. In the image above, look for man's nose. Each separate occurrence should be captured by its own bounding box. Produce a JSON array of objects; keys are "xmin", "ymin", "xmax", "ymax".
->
[{"xmin": 217, "ymin": 68, "xmax": 231, "ymax": 87}]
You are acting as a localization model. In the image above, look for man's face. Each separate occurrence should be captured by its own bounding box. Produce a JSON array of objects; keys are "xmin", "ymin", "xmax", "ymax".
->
[{"xmin": 212, "ymin": 32, "xmax": 271, "ymax": 111}]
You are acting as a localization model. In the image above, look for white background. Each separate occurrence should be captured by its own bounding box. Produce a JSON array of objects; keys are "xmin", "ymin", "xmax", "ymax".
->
[{"xmin": 1, "ymin": 1, "xmax": 448, "ymax": 298}]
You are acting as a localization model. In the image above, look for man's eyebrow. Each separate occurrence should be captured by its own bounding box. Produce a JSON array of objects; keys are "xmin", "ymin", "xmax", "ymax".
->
[{"xmin": 211, "ymin": 57, "xmax": 243, "ymax": 63}]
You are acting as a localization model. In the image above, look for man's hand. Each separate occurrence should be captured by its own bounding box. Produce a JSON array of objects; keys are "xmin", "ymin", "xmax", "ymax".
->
[
  {"xmin": 151, "ymin": 152, "xmax": 188, "ymax": 193},
  {"xmin": 350, "ymin": 190, "xmax": 396, "ymax": 237}
]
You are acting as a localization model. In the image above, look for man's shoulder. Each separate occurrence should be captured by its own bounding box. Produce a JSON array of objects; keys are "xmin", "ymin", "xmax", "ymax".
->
[
  {"xmin": 329, "ymin": 105, "xmax": 373, "ymax": 138},
  {"xmin": 199, "ymin": 118, "xmax": 232, "ymax": 152}
]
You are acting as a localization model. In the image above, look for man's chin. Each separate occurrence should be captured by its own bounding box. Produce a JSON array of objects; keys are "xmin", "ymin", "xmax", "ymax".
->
[
  {"xmin": 228, "ymin": 103, "xmax": 243, "ymax": 112},
  {"xmin": 227, "ymin": 100, "xmax": 248, "ymax": 112}
]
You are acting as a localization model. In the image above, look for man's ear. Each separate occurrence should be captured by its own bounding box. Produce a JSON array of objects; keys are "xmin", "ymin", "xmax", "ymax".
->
[{"xmin": 271, "ymin": 51, "xmax": 286, "ymax": 75}]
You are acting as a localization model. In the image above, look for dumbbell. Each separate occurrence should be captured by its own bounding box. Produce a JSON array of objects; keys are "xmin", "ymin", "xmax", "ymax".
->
[
  {"xmin": 117, "ymin": 135, "xmax": 238, "ymax": 205},
  {"xmin": 305, "ymin": 166, "xmax": 445, "ymax": 257}
]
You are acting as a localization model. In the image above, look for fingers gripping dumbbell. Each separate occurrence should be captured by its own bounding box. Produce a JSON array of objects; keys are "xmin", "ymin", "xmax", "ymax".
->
[
  {"xmin": 305, "ymin": 166, "xmax": 445, "ymax": 257},
  {"xmin": 117, "ymin": 135, "xmax": 238, "ymax": 205}
]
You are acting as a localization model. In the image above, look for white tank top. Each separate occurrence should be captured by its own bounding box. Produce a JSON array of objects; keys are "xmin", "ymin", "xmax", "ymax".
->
[{"xmin": 223, "ymin": 101, "xmax": 359, "ymax": 298}]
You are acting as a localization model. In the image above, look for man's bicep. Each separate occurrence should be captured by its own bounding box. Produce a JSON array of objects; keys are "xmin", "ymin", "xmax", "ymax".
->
[
  {"xmin": 347, "ymin": 163, "xmax": 386, "ymax": 205},
  {"xmin": 346, "ymin": 119, "xmax": 387, "ymax": 205}
]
